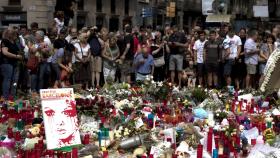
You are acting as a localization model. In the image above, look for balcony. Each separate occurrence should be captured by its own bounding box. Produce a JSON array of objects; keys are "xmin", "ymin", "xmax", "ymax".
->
[
  {"xmin": 156, "ymin": 0, "xmax": 168, "ymax": 8},
  {"xmin": 183, "ymin": 0, "xmax": 202, "ymax": 12}
]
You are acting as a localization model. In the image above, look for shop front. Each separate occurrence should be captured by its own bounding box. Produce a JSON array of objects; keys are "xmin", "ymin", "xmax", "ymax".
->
[{"xmin": 0, "ymin": 11, "xmax": 27, "ymax": 30}]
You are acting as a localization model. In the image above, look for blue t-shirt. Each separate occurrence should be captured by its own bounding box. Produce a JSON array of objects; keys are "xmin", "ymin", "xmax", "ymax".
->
[
  {"xmin": 134, "ymin": 53, "xmax": 154, "ymax": 74},
  {"xmin": 51, "ymin": 48, "xmax": 64, "ymax": 64}
]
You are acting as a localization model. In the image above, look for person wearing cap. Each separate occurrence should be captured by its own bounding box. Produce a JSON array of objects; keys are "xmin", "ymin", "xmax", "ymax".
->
[{"xmin": 133, "ymin": 45, "xmax": 154, "ymax": 81}]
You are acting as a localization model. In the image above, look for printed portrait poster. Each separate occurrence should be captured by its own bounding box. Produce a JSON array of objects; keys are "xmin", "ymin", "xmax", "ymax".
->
[{"xmin": 40, "ymin": 88, "xmax": 81, "ymax": 149}]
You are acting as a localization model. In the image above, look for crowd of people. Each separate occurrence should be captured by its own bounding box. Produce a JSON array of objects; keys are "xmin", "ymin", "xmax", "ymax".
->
[{"xmin": 1, "ymin": 12, "xmax": 280, "ymax": 100}]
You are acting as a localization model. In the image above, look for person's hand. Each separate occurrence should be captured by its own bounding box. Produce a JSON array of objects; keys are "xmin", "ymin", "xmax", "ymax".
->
[
  {"xmin": 120, "ymin": 55, "xmax": 125, "ymax": 60},
  {"xmin": 16, "ymin": 54, "xmax": 23, "ymax": 60},
  {"xmin": 173, "ymin": 42, "xmax": 178, "ymax": 46},
  {"xmin": 140, "ymin": 59, "xmax": 145, "ymax": 64},
  {"xmin": 42, "ymin": 48, "xmax": 49, "ymax": 53}
]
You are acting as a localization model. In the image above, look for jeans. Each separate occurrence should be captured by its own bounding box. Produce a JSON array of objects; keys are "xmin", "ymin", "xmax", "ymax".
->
[
  {"xmin": 1, "ymin": 64, "xmax": 19, "ymax": 99},
  {"xmin": 28, "ymin": 70, "xmax": 38, "ymax": 92},
  {"xmin": 38, "ymin": 62, "xmax": 50, "ymax": 90},
  {"xmin": 51, "ymin": 63, "xmax": 61, "ymax": 81}
]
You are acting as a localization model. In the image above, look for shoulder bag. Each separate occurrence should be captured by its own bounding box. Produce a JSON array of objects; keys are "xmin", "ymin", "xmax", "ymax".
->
[{"xmin": 153, "ymin": 45, "xmax": 165, "ymax": 67}]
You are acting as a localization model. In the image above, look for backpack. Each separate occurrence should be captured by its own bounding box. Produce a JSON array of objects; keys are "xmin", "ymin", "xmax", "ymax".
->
[
  {"xmin": 89, "ymin": 36, "xmax": 101, "ymax": 56},
  {"xmin": 26, "ymin": 54, "xmax": 39, "ymax": 73}
]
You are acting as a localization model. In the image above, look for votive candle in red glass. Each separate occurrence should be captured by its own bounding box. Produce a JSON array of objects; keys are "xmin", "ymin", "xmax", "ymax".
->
[
  {"xmin": 251, "ymin": 139, "xmax": 256, "ymax": 146},
  {"xmin": 14, "ymin": 131, "xmax": 21, "ymax": 141},
  {"xmin": 7, "ymin": 127, "xmax": 13, "ymax": 138},
  {"xmin": 214, "ymin": 137, "xmax": 219, "ymax": 149},
  {"xmin": 231, "ymin": 101, "xmax": 235, "ymax": 113},
  {"xmin": 197, "ymin": 144, "xmax": 203, "ymax": 158},
  {"xmin": 207, "ymin": 128, "xmax": 213, "ymax": 154},
  {"xmin": 83, "ymin": 134, "xmax": 90, "ymax": 145},
  {"xmin": 72, "ymin": 148, "xmax": 78, "ymax": 158},
  {"xmin": 103, "ymin": 150, "xmax": 109, "ymax": 158}
]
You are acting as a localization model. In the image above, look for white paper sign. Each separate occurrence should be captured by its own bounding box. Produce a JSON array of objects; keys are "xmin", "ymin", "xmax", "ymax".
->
[
  {"xmin": 40, "ymin": 88, "xmax": 81, "ymax": 149},
  {"xmin": 150, "ymin": 146, "xmax": 164, "ymax": 158},
  {"xmin": 253, "ymin": 6, "xmax": 269, "ymax": 17},
  {"xmin": 202, "ymin": 0, "xmax": 215, "ymax": 15},
  {"xmin": 135, "ymin": 118, "xmax": 144, "ymax": 128},
  {"xmin": 238, "ymin": 94, "xmax": 253, "ymax": 103}
]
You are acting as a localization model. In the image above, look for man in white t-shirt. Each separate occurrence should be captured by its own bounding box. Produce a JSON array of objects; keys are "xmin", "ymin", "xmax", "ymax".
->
[
  {"xmin": 193, "ymin": 31, "xmax": 207, "ymax": 86},
  {"xmin": 223, "ymin": 29, "xmax": 242, "ymax": 87}
]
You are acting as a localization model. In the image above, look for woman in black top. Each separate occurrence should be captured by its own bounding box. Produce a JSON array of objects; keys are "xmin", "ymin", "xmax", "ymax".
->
[
  {"xmin": 0, "ymin": 28, "xmax": 23, "ymax": 100},
  {"xmin": 234, "ymin": 28, "xmax": 247, "ymax": 89},
  {"xmin": 151, "ymin": 32, "xmax": 170, "ymax": 82}
]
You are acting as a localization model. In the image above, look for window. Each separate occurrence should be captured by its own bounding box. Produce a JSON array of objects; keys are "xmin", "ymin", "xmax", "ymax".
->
[
  {"xmin": 96, "ymin": 16, "xmax": 104, "ymax": 29},
  {"xmin": 125, "ymin": 0, "xmax": 129, "ymax": 15},
  {"xmin": 111, "ymin": 0, "xmax": 116, "ymax": 14},
  {"xmin": 96, "ymin": 0, "xmax": 102, "ymax": 12},
  {"xmin": 77, "ymin": 0, "xmax": 84, "ymax": 10},
  {"xmin": 9, "ymin": 0, "xmax": 21, "ymax": 5},
  {"xmin": 77, "ymin": 15, "xmax": 86, "ymax": 30}
]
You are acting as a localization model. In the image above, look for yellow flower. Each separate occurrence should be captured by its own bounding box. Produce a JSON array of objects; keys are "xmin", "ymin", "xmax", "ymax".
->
[{"xmin": 30, "ymin": 127, "xmax": 40, "ymax": 135}]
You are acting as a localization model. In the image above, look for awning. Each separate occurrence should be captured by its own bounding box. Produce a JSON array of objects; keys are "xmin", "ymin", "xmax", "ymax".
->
[{"xmin": 206, "ymin": 14, "xmax": 231, "ymax": 23}]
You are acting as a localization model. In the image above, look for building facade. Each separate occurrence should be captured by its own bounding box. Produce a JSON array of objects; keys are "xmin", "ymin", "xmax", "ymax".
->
[
  {"xmin": 77, "ymin": 0, "xmax": 152, "ymax": 31},
  {"xmin": 1, "ymin": 0, "xmax": 280, "ymax": 31},
  {"xmin": 0, "ymin": 0, "xmax": 153, "ymax": 31},
  {"xmin": 0, "ymin": 0, "xmax": 55, "ymax": 29}
]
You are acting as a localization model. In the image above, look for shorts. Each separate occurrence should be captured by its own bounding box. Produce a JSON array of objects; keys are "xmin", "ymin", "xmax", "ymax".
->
[
  {"xmin": 196, "ymin": 63, "xmax": 204, "ymax": 77},
  {"xmin": 259, "ymin": 63, "xmax": 266, "ymax": 74},
  {"xmin": 224, "ymin": 59, "xmax": 234, "ymax": 76},
  {"xmin": 136, "ymin": 73, "xmax": 150, "ymax": 81},
  {"xmin": 90, "ymin": 56, "xmax": 102, "ymax": 73},
  {"xmin": 205, "ymin": 63, "xmax": 218, "ymax": 73},
  {"xmin": 169, "ymin": 54, "xmax": 183, "ymax": 71},
  {"xmin": 247, "ymin": 64, "xmax": 257, "ymax": 75}
]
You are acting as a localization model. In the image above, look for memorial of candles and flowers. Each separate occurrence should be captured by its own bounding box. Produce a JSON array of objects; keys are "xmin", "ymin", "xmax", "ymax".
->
[{"xmin": 1, "ymin": 58, "xmax": 280, "ymax": 158}]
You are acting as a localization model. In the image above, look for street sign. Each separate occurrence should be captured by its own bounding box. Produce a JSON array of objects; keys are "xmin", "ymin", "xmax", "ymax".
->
[
  {"xmin": 142, "ymin": 8, "xmax": 153, "ymax": 17},
  {"xmin": 166, "ymin": 2, "xmax": 176, "ymax": 18}
]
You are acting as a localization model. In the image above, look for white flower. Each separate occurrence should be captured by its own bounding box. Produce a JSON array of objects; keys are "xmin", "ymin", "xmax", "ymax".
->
[{"xmin": 157, "ymin": 82, "xmax": 163, "ymax": 87}]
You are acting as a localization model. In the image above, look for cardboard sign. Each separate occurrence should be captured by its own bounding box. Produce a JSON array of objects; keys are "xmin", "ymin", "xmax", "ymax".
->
[{"xmin": 40, "ymin": 88, "xmax": 81, "ymax": 149}]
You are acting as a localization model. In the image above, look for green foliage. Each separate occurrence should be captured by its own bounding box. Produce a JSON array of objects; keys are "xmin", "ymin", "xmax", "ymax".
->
[{"xmin": 191, "ymin": 87, "xmax": 208, "ymax": 103}]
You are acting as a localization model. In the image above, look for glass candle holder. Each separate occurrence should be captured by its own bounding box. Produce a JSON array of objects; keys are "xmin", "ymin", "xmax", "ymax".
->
[
  {"xmin": 251, "ymin": 139, "xmax": 256, "ymax": 146},
  {"xmin": 197, "ymin": 144, "xmax": 203, "ymax": 158}
]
